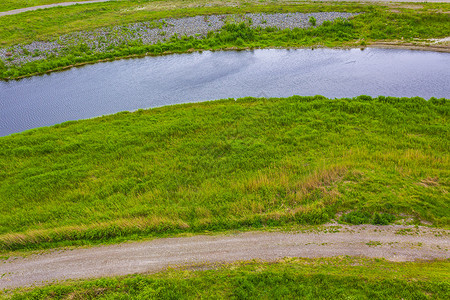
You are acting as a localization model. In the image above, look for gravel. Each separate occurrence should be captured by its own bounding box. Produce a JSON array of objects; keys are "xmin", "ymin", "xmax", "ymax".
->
[
  {"xmin": 1, "ymin": 224, "xmax": 448, "ymax": 289},
  {"xmin": 0, "ymin": 12, "xmax": 359, "ymax": 66}
]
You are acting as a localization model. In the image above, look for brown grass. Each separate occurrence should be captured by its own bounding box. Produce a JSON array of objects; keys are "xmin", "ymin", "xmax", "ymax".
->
[
  {"xmin": 0, "ymin": 216, "xmax": 189, "ymax": 250},
  {"xmin": 417, "ymin": 177, "xmax": 440, "ymax": 188}
]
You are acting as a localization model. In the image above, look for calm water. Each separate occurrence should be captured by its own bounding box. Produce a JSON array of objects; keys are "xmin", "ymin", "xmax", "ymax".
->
[{"xmin": 1, "ymin": 48, "xmax": 449, "ymax": 136}]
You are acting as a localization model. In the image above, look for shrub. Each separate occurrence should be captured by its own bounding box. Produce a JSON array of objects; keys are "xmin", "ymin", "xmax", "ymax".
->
[
  {"xmin": 372, "ymin": 213, "xmax": 395, "ymax": 225},
  {"xmin": 340, "ymin": 211, "xmax": 372, "ymax": 225},
  {"xmin": 340, "ymin": 211, "xmax": 396, "ymax": 225}
]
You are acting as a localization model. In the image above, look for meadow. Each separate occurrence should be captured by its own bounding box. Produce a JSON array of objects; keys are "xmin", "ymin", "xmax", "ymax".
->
[
  {"xmin": 1, "ymin": 2, "xmax": 449, "ymax": 297},
  {"xmin": 0, "ymin": 95, "xmax": 448, "ymax": 252},
  {"xmin": 3, "ymin": 257, "xmax": 449, "ymax": 299},
  {"xmin": 0, "ymin": 0, "xmax": 449, "ymax": 79},
  {"xmin": 0, "ymin": 0, "xmax": 105, "ymax": 12}
]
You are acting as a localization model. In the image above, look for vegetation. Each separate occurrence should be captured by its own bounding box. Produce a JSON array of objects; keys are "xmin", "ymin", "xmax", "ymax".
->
[
  {"xmin": 340, "ymin": 211, "xmax": 396, "ymax": 225},
  {"xmin": 0, "ymin": 1, "xmax": 449, "ymax": 79},
  {"xmin": 3, "ymin": 257, "xmax": 449, "ymax": 299},
  {"xmin": 0, "ymin": 0, "xmax": 103, "ymax": 12},
  {"xmin": 0, "ymin": 0, "xmax": 368, "ymax": 46},
  {"xmin": 0, "ymin": 96, "xmax": 448, "ymax": 252}
]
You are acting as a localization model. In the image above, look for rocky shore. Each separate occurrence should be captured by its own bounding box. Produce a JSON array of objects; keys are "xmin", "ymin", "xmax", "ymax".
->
[{"xmin": 0, "ymin": 12, "xmax": 359, "ymax": 65}]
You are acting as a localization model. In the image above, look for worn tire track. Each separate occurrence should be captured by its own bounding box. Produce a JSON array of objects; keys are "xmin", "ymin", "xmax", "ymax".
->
[
  {"xmin": 0, "ymin": 224, "xmax": 448, "ymax": 290},
  {"xmin": 0, "ymin": 0, "xmax": 114, "ymax": 17}
]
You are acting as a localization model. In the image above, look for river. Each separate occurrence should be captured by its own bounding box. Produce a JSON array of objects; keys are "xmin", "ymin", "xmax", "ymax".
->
[{"xmin": 1, "ymin": 48, "xmax": 449, "ymax": 136}]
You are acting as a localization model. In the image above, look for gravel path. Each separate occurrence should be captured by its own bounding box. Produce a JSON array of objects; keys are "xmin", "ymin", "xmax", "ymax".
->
[
  {"xmin": 0, "ymin": 0, "xmax": 114, "ymax": 17},
  {"xmin": 1, "ymin": 224, "xmax": 448, "ymax": 290}
]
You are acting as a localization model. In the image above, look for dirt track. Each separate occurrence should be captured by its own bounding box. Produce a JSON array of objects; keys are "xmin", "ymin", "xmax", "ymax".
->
[
  {"xmin": 0, "ymin": 0, "xmax": 113, "ymax": 17},
  {"xmin": 0, "ymin": 224, "xmax": 448, "ymax": 290}
]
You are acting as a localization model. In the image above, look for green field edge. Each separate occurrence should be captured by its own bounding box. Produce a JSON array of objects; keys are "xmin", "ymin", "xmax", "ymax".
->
[
  {"xmin": 2, "ymin": 257, "xmax": 449, "ymax": 299},
  {"xmin": 0, "ymin": 0, "xmax": 109, "ymax": 12}
]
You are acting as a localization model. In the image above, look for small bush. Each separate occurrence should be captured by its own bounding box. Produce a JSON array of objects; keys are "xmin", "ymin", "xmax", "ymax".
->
[
  {"xmin": 309, "ymin": 16, "xmax": 317, "ymax": 26},
  {"xmin": 340, "ymin": 211, "xmax": 396, "ymax": 225},
  {"xmin": 340, "ymin": 211, "xmax": 372, "ymax": 225},
  {"xmin": 373, "ymin": 213, "xmax": 396, "ymax": 225}
]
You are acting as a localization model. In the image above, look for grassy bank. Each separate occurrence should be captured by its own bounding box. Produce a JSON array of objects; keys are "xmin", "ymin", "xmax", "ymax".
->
[
  {"xmin": 0, "ymin": 1, "xmax": 449, "ymax": 79},
  {"xmin": 0, "ymin": 96, "xmax": 449, "ymax": 252},
  {"xmin": 3, "ymin": 257, "xmax": 449, "ymax": 299},
  {"xmin": 0, "ymin": 0, "xmax": 366, "ymax": 46}
]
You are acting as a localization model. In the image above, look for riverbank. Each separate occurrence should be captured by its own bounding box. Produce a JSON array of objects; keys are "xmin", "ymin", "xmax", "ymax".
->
[
  {"xmin": 5, "ymin": 42, "xmax": 450, "ymax": 82},
  {"xmin": 0, "ymin": 12, "xmax": 360, "ymax": 66},
  {"xmin": 0, "ymin": 1, "xmax": 449, "ymax": 79},
  {"xmin": 1, "ymin": 95, "xmax": 448, "ymax": 252},
  {"xmin": 369, "ymin": 42, "xmax": 450, "ymax": 53}
]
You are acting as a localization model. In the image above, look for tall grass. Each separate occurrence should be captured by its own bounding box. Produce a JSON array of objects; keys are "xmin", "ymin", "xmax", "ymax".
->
[{"xmin": 0, "ymin": 96, "xmax": 448, "ymax": 251}]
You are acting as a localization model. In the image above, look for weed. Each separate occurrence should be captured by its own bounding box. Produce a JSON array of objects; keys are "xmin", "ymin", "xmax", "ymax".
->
[
  {"xmin": 366, "ymin": 241, "xmax": 382, "ymax": 246},
  {"xmin": 340, "ymin": 211, "xmax": 397, "ymax": 225}
]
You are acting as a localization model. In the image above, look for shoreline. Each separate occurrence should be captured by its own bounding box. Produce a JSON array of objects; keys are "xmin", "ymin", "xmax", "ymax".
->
[
  {"xmin": 1, "ymin": 5, "xmax": 449, "ymax": 80},
  {"xmin": 2, "ymin": 42, "xmax": 449, "ymax": 81},
  {"xmin": 368, "ymin": 41, "xmax": 450, "ymax": 53}
]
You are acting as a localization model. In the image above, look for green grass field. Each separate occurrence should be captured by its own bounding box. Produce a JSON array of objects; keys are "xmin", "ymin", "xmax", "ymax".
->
[
  {"xmin": 1, "ymin": 2, "xmax": 448, "ymax": 297},
  {"xmin": 0, "ymin": 1, "xmax": 449, "ymax": 79},
  {"xmin": 3, "ymin": 257, "xmax": 449, "ymax": 299},
  {"xmin": 0, "ymin": 0, "xmax": 106, "ymax": 12},
  {"xmin": 0, "ymin": 95, "xmax": 449, "ymax": 252}
]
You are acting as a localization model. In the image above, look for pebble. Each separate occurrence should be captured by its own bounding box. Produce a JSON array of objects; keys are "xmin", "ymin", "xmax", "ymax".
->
[{"xmin": 0, "ymin": 12, "xmax": 359, "ymax": 66}]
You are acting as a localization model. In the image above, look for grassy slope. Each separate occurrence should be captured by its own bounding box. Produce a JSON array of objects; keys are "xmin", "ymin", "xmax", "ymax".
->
[
  {"xmin": 4, "ymin": 257, "xmax": 450, "ymax": 299},
  {"xmin": 0, "ymin": 0, "xmax": 105, "ymax": 12},
  {"xmin": 0, "ymin": 96, "xmax": 449, "ymax": 252},
  {"xmin": 0, "ymin": 1, "xmax": 449, "ymax": 79}
]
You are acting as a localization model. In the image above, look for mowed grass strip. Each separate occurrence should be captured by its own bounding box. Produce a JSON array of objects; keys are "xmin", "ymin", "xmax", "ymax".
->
[
  {"xmin": 0, "ymin": 0, "xmax": 107, "ymax": 12},
  {"xmin": 0, "ymin": 96, "xmax": 449, "ymax": 251},
  {"xmin": 4, "ymin": 257, "xmax": 450, "ymax": 299}
]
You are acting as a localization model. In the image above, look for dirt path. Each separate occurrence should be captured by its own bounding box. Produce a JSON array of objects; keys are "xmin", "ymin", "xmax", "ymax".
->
[
  {"xmin": 0, "ymin": 0, "xmax": 113, "ymax": 17},
  {"xmin": 1, "ymin": 224, "xmax": 448, "ymax": 290},
  {"xmin": 1, "ymin": 0, "xmax": 450, "ymax": 18}
]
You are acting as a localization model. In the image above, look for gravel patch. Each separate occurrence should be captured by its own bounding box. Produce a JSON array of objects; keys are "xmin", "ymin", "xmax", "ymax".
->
[
  {"xmin": 0, "ymin": 12, "xmax": 359, "ymax": 66},
  {"xmin": 1, "ymin": 224, "xmax": 448, "ymax": 289}
]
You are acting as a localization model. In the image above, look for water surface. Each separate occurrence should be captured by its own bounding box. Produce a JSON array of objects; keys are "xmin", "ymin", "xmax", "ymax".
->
[{"xmin": 1, "ymin": 48, "xmax": 449, "ymax": 136}]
